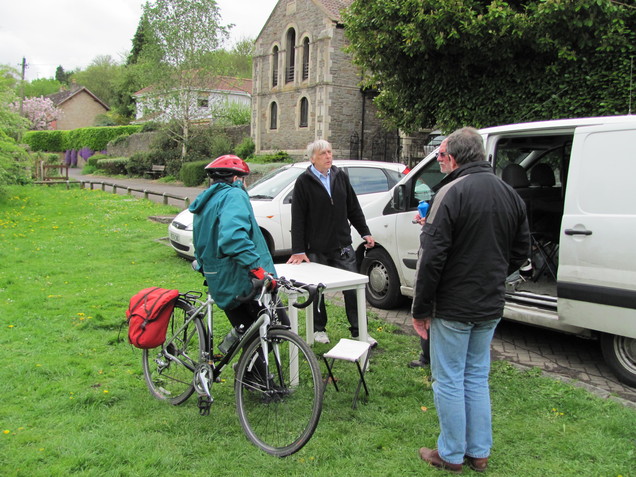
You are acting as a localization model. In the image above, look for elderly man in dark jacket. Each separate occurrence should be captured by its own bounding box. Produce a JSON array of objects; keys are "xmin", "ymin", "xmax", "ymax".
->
[
  {"xmin": 287, "ymin": 139, "xmax": 376, "ymax": 346},
  {"xmin": 413, "ymin": 127, "xmax": 530, "ymax": 473}
]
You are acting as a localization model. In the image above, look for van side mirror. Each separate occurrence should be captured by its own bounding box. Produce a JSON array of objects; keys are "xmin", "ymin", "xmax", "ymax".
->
[{"xmin": 392, "ymin": 184, "xmax": 407, "ymax": 212}]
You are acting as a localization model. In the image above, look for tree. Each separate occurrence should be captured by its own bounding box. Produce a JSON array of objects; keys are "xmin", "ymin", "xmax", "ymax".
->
[
  {"xmin": 71, "ymin": 55, "xmax": 123, "ymax": 108},
  {"xmin": 23, "ymin": 78, "xmax": 62, "ymax": 98},
  {"xmin": 140, "ymin": 0, "xmax": 231, "ymax": 161},
  {"xmin": 11, "ymin": 96, "xmax": 62, "ymax": 130},
  {"xmin": 343, "ymin": 0, "xmax": 636, "ymax": 132},
  {"xmin": 0, "ymin": 66, "xmax": 31, "ymax": 189},
  {"xmin": 55, "ymin": 66, "xmax": 73, "ymax": 85}
]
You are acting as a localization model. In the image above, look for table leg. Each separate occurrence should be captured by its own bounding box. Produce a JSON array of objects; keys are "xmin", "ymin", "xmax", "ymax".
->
[
  {"xmin": 356, "ymin": 284, "xmax": 368, "ymax": 342},
  {"xmin": 287, "ymin": 292, "xmax": 299, "ymax": 386}
]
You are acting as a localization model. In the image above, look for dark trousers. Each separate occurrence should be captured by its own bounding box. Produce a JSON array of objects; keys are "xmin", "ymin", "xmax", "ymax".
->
[{"xmin": 308, "ymin": 245, "xmax": 360, "ymax": 336}]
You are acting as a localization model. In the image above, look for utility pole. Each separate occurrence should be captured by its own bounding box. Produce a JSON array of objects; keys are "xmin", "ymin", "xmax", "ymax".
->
[{"xmin": 19, "ymin": 57, "xmax": 28, "ymax": 115}]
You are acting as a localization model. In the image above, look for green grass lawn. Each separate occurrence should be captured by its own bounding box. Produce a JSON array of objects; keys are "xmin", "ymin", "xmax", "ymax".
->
[{"xmin": 1, "ymin": 185, "xmax": 635, "ymax": 477}]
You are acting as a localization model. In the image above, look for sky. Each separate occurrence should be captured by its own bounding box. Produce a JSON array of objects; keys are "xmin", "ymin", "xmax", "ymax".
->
[{"xmin": 0, "ymin": 0, "xmax": 279, "ymax": 81}]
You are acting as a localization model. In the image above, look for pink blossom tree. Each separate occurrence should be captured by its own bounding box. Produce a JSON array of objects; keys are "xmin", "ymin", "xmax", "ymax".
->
[{"xmin": 11, "ymin": 97, "xmax": 63, "ymax": 130}]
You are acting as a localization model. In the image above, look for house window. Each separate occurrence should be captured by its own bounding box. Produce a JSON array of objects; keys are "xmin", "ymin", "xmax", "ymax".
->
[
  {"xmin": 302, "ymin": 37, "xmax": 309, "ymax": 81},
  {"xmin": 299, "ymin": 97, "xmax": 308, "ymax": 128},
  {"xmin": 270, "ymin": 102, "xmax": 278, "ymax": 130},
  {"xmin": 286, "ymin": 28, "xmax": 296, "ymax": 83},
  {"xmin": 197, "ymin": 98, "xmax": 209, "ymax": 108},
  {"xmin": 272, "ymin": 46, "xmax": 279, "ymax": 87}
]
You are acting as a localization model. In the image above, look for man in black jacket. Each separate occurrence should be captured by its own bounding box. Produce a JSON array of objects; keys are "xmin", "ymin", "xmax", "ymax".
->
[
  {"xmin": 413, "ymin": 128, "xmax": 530, "ymax": 473},
  {"xmin": 287, "ymin": 139, "xmax": 376, "ymax": 346}
]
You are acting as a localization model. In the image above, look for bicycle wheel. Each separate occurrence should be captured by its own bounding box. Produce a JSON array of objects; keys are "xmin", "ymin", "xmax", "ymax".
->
[
  {"xmin": 142, "ymin": 298, "xmax": 205, "ymax": 405},
  {"xmin": 235, "ymin": 327, "xmax": 324, "ymax": 457}
]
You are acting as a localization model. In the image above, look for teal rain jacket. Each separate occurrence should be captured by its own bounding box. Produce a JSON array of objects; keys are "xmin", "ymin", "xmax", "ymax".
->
[{"xmin": 189, "ymin": 180, "xmax": 276, "ymax": 310}]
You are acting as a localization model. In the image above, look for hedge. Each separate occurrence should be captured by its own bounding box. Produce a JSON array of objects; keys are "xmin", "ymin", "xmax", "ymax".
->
[
  {"xmin": 180, "ymin": 160, "xmax": 208, "ymax": 187},
  {"xmin": 22, "ymin": 130, "xmax": 67, "ymax": 152},
  {"xmin": 23, "ymin": 126, "xmax": 142, "ymax": 153}
]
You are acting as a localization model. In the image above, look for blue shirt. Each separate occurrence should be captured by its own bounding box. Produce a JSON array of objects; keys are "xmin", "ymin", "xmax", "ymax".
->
[{"xmin": 310, "ymin": 165, "xmax": 331, "ymax": 197}]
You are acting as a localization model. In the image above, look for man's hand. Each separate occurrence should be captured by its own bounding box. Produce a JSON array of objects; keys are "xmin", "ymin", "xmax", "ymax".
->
[
  {"xmin": 363, "ymin": 235, "xmax": 375, "ymax": 248},
  {"xmin": 412, "ymin": 317, "xmax": 431, "ymax": 340},
  {"xmin": 286, "ymin": 253, "xmax": 310, "ymax": 265}
]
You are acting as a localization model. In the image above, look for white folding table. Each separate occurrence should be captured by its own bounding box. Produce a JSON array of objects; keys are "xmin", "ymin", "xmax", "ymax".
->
[{"xmin": 274, "ymin": 262, "xmax": 369, "ymax": 344}]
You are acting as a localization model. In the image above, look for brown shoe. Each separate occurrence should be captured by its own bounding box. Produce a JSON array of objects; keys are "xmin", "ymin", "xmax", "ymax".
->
[
  {"xmin": 419, "ymin": 447, "xmax": 462, "ymax": 473},
  {"xmin": 465, "ymin": 456, "xmax": 488, "ymax": 472}
]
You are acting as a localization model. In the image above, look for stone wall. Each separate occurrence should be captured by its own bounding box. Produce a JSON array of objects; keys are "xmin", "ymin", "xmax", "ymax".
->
[{"xmin": 106, "ymin": 125, "xmax": 250, "ymax": 157}]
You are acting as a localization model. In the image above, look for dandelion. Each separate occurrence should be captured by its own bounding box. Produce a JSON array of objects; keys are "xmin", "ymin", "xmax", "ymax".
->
[
  {"xmin": 103, "ymin": 390, "xmax": 109, "ymax": 394},
  {"xmin": 8, "ymin": 325, "xmax": 14, "ymax": 328},
  {"xmin": 3, "ymin": 430, "xmax": 9, "ymax": 435},
  {"xmin": 421, "ymin": 406, "xmax": 428, "ymax": 412}
]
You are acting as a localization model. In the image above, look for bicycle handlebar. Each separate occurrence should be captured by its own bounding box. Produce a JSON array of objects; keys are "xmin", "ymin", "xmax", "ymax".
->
[{"xmin": 235, "ymin": 275, "xmax": 325, "ymax": 308}]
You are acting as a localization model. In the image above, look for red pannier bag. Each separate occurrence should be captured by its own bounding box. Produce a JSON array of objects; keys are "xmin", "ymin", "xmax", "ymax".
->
[{"xmin": 126, "ymin": 287, "xmax": 180, "ymax": 349}]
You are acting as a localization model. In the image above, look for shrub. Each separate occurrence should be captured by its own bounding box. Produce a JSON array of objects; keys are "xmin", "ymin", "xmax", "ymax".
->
[
  {"xmin": 96, "ymin": 157, "xmax": 129, "ymax": 175},
  {"xmin": 66, "ymin": 125, "xmax": 142, "ymax": 151},
  {"xmin": 88, "ymin": 153, "xmax": 109, "ymax": 168},
  {"xmin": 251, "ymin": 151, "xmax": 292, "ymax": 164},
  {"xmin": 234, "ymin": 136, "xmax": 255, "ymax": 159},
  {"xmin": 209, "ymin": 133, "xmax": 233, "ymax": 159},
  {"xmin": 180, "ymin": 160, "xmax": 208, "ymax": 187},
  {"xmin": 126, "ymin": 152, "xmax": 154, "ymax": 177}
]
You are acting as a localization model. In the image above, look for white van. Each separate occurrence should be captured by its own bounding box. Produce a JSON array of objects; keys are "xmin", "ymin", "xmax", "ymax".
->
[{"xmin": 352, "ymin": 116, "xmax": 636, "ymax": 387}]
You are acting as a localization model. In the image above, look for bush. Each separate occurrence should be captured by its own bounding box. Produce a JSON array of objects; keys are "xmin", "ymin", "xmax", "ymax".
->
[
  {"xmin": 0, "ymin": 131, "xmax": 32, "ymax": 188},
  {"xmin": 251, "ymin": 151, "xmax": 293, "ymax": 164},
  {"xmin": 180, "ymin": 160, "xmax": 208, "ymax": 187},
  {"xmin": 88, "ymin": 153, "xmax": 109, "ymax": 168},
  {"xmin": 126, "ymin": 152, "xmax": 154, "ymax": 177},
  {"xmin": 234, "ymin": 137, "xmax": 255, "ymax": 159},
  {"xmin": 96, "ymin": 157, "xmax": 129, "ymax": 175},
  {"xmin": 66, "ymin": 125, "xmax": 142, "ymax": 151}
]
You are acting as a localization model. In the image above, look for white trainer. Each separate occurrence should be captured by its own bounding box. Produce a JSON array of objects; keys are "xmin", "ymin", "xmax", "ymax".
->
[{"xmin": 313, "ymin": 331, "xmax": 330, "ymax": 344}]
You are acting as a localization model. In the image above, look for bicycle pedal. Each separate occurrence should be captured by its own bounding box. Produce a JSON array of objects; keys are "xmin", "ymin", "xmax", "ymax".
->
[{"xmin": 197, "ymin": 395, "xmax": 213, "ymax": 416}]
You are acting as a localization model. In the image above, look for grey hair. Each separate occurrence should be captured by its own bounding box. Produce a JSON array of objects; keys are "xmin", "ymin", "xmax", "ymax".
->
[
  {"xmin": 306, "ymin": 139, "xmax": 332, "ymax": 161},
  {"xmin": 446, "ymin": 127, "xmax": 485, "ymax": 166}
]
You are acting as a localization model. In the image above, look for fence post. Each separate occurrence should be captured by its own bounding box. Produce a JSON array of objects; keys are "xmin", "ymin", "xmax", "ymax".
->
[
  {"xmin": 144, "ymin": 190, "xmax": 149, "ymax": 200},
  {"xmin": 162, "ymin": 193, "xmax": 168, "ymax": 205},
  {"xmin": 185, "ymin": 197, "xmax": 190, "ymax": 208}
]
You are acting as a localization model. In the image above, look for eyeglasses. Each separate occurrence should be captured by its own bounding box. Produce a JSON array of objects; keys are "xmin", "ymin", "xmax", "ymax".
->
[{"xmin": 436, "ymin": 151, "xmax": 448, "ymax": 159}]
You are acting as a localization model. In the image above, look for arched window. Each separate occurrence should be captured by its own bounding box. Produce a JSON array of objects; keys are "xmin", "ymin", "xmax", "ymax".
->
[
  {"xmin": 285, "ymin": 28, "xmax": 296, "ymax": 83},
  {"xmin": 302, "ymin": 37, "xmax": 309, "ymax": 81},
  {"xmin": 272, "ymin": 46, "xmax": 279, "ymax": 87},
  {"xmin": 270, "ymin": 102, "xmax": 278, "ymax": 130},
  {"xmin": 299, "ymin": 97, "xmax": 308, "ymax": 128}
]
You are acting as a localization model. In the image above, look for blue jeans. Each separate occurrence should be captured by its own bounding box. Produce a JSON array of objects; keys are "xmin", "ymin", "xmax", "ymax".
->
[{"xmin": 430, "ymin": 317, "xmax": 500, "ymax": 465}]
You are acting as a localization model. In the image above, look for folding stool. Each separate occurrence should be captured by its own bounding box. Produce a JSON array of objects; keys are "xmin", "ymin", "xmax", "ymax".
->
[{"xmin": 322, "ymin": 338, "xmax": 372, "ymax": 409}]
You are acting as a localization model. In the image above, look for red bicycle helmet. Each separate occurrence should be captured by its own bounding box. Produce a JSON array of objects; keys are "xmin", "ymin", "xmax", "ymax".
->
[{"xmin": 204, "ymin": 155, "xmax": 250, "ymax": 178}]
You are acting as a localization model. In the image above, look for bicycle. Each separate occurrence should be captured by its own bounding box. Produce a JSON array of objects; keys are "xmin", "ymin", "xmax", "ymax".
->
[{"xmin": 141, "ymin": 265, "xmax": 326, "ymax": 457}]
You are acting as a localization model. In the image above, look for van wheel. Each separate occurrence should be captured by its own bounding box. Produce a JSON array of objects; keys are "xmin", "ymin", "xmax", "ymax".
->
[
  {"xmin": 600, "ymin": 333, "xmax": 636, "ymax": 387},
  {"xmin": 360, "ymin": 248, "xmax": 403, "ymax": 309}
]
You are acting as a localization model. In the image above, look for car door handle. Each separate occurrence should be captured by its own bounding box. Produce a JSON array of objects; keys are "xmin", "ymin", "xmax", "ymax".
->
[{"xmin": 564, "ymin": 229, "xmax": 592, "ymax": 236}]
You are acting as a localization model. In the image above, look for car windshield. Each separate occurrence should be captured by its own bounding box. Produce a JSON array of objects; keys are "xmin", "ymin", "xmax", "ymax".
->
[{"xmin": 248, "ymin": 166, "xmax": 304, "ymax": 200}]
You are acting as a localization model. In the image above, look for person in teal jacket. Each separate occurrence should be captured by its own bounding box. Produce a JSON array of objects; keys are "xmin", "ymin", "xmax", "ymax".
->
[{"xmin": 189, "ymin": 155, "xmax": 280, "ymax": 333}]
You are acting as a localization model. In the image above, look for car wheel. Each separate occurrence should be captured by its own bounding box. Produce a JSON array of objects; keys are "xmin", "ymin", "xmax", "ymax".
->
[
  {"xmin": 360, "ymin": 248, "xmax": 403, "ymax": 309},
  {"xmin": 600, "ymin": 333, "xmax": 636, "ymax": 387}
]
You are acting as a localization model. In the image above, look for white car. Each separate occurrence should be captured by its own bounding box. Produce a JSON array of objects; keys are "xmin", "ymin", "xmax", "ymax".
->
[
  {"xmin": 168, "ymin": 160, "xmax": 408, "ymax": 259},
  {"xmin": 351, "ymin": 116, "xmax": 636, "ymax": 387}
]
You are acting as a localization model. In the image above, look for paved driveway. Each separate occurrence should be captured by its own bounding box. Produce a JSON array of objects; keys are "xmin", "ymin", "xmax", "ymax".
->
[{"xmin": 373, "ymin": 301, "xmax": 636, "ymax": 407}]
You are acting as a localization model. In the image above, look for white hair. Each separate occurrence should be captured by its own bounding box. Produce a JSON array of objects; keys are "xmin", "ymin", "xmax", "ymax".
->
[{"xmin": 306, "ymin": 139, "xmax": 332, "ymax": 160}]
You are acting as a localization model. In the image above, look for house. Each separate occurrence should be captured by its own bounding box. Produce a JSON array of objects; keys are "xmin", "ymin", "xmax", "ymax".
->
[
  {"xmin": 133, "ymin": 75, "xmax": 252, "ymax": 124},
  {"xmin": 47, "ymin": 85, "xmax": 110, "ymax": 130},
  {"xmin": 252, "ymin": 0, "xmax": 396, "ymax": 161}
]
